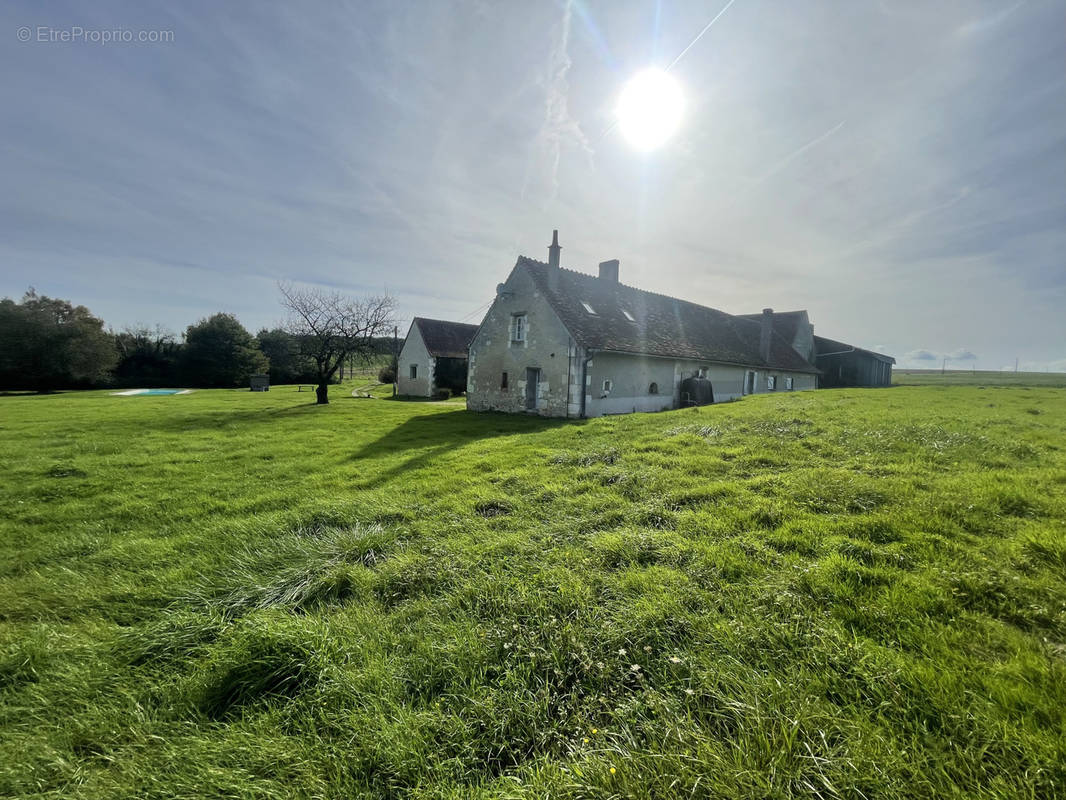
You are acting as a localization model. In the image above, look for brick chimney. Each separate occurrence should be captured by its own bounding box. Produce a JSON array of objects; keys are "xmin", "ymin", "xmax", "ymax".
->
[
  {"xmin": 598, "ymin": 259, "xmax": 619, "ymax": 283},
  {"xmin": 760, "ymin": 308, "xmax": 773, "ymax": 363}
]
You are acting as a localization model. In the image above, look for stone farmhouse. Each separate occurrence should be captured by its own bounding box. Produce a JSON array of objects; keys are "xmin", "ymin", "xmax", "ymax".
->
[
  {"xmin": 466, "ymin": 231, "xmax": 893, "ymax": 417},
  {"xmin": 396, "ymin": 317, "xmax": 479, "ymax": 398}
]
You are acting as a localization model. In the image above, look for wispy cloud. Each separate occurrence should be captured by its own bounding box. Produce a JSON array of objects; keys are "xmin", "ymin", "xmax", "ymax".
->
[{"xmin": 527, "ymin": 0, "xmax": 591, "ymax": 202}]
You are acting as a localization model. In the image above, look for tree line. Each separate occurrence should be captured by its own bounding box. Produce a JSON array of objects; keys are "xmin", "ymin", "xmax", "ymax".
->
[{"xmin": 0, "ymin": 288, "xmax": 398, "ymax": 401}]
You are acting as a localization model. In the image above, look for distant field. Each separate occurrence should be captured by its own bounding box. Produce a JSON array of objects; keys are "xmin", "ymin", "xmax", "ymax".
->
[
  {"xmin": 895, "ymin": 369, "xmax": 1066, "ymax": 387},
  {"xmin": 2, "ymin": 382, "xmax": 1064, "ymax": 798}
]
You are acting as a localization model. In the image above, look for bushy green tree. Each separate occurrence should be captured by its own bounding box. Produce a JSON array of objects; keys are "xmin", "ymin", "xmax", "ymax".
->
[
  {"xmin": 181, "ymin": 313, "xmax": 268, "ymax": 388},
  {"xmin": 255, "ymin": 328, "xmax": 318, "ymax": 385},
  {"xmin": 0, "ymin": 289, "xmax": 116, "ymax": 392},
  {"xmin": 112, "ymin": 325, "xmax": 182, "ymax": 388}
]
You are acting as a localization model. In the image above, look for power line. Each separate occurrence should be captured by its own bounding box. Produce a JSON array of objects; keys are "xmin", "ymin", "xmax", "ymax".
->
[{"xmin": 458, "ymin": 297, "xmax": 494, "ymax": 323}]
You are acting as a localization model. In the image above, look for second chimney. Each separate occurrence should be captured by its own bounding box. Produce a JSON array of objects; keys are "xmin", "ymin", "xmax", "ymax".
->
[
  {"xmin": 760, "ymin": 308, "xmax": 773, "ymax": 363},
  {"xmin": 598, "ymin": 259, "xmax": 619, "ymax": 283},
  {"xmin": 548, "ymin": 230, "xmax": 561, "ymax": 269}
]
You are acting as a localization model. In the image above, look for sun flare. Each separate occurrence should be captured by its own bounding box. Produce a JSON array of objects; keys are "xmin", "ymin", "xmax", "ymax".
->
[{"xmin": 616, "ymin": 68, "xmax": 684, "ymax": 151}]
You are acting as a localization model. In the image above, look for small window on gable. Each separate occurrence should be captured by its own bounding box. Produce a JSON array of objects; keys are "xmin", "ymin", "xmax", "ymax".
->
[
  {"xmin": 581, "ymin": 301, "xmax": 596, "ymax": 315},
  {"xmin": 409, "ymin": 364, "xmax": 418, "ymax": 380},
  {"xmin": 649, "ymin": 382, "xmax": 658, "ymax": 394},
  {"xmin": 622, "ymin": 309, "xmax": 636, "ymax": 322},
  {"xmin": 510, "ymin": 314, "xmax": 526, "ymax": 342},
  {"xmin": 501, "ymin": 371, "xmax": 509, "ymax": 390}
]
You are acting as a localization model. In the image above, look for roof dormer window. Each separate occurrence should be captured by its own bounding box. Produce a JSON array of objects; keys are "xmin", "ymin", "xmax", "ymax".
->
[
  {"xmin": 581, "ymin": 302, "xmax": 596, "ymax": 315},
  {"xmin": 621, "ymin": 309, "xmax": 636, "ymax": 322}
]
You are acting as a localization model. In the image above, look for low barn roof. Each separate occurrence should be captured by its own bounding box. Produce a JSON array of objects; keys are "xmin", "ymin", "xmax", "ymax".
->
[
  {"xmin": 413, "ymin": 317, "xmax": 479, "ymax": 358},
  {"xmin": 518, "ymin": 257, "xmax": 818, "ymax": 373},
  {"xmin": 813, "ymin": 335, "xmax": 896, "ymax": 364}
]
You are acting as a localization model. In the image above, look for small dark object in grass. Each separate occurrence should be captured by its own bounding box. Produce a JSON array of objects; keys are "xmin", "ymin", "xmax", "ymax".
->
[
  {"xmin": 475, "ymin": 499, "xmax": 513, "ymax": 517},
  {"xmin": 46, "ymin": 463, "xmax": 87, "ymax": 478}
]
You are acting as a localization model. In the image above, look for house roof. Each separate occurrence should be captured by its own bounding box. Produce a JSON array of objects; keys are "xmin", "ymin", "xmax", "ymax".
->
[
  {"xmin": 813, "ymin": 335, "xmax": 896, "ymax": 364},
  {"xmin": 413, "ymin": 317, "xmax": 479, "ymax": 358},
  {"xmin": 517, "ymin": 257, "xmax": 819, "ymax": 373}
]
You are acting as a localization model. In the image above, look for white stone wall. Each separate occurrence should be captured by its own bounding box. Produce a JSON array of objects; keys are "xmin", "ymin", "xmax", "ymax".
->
[
  {"xmin": 583, "ymin": 353, "xmax": 816, "ymax": 417},
  {"xmin": 467, "ymin": 268, "xmax": 574, "ymax": 416},
  {"xmin": 396, "ymin": 324, "xmax": 434, "ymax": 397}
]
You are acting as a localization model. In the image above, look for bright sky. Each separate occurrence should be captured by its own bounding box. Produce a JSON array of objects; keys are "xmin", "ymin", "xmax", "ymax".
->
[{"xmin": 2, "ymin": 1, "xmax": 1064, "ymax": 371}]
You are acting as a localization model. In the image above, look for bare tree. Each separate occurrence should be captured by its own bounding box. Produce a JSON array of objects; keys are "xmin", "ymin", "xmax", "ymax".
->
[{"xmin": 278, "ymin": 282, "xmax": 397, "ymax": 404}]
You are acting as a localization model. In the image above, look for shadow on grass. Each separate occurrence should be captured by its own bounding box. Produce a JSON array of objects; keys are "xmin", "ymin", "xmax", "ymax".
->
[{"xmin": 350, "ymin": 409, "xmax": 572, "ymax": 488}]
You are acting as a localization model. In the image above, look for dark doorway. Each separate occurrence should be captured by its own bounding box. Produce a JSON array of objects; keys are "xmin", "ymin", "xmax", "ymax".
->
[
  {"xmin": 433, "ymin": 356, "xmax": 468, "ymax": 395},
  {"xmin": 744, "ymin": 370, "xmax": 756, "ymax": 395},
  {"xmin": 525, "ymin": 367, "xmax": 540, "ymax": 410}
]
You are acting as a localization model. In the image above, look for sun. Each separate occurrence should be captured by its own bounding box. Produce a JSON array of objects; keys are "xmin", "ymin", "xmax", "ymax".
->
[{"xmin": 616, "ymin": 68, "xmax": 684, "ymax": 151}]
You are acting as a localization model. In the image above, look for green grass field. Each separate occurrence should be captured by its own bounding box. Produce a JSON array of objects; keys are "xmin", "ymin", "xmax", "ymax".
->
[
  {"xmin": 2, "ymin": 382, "xmax": 1064, "ymax": 798},
  {"xmin": 894, "ymin": 369, "xmax": 1066, "ymax": 388}
]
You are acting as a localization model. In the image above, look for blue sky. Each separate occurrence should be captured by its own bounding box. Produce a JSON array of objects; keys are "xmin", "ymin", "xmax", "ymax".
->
[{"xmin": 2, "ymin": 0, "xmax": 1064, "ymax": 370}]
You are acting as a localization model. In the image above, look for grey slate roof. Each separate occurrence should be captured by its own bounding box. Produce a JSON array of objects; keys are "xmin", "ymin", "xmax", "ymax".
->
[
  {"xmin": 413, "ymin": 317, "xmax": 479, "ymax": 359},
  {"xmin": 737, "ymin": 310, "xmax": 808, "ymax": 347},
  {"xmin": 518, "ymin": 257, "xmax": 818, "ymax": 373},
  {"xmin": 813, "ymin": 335, "xmax": 896, "ymax": 364}
]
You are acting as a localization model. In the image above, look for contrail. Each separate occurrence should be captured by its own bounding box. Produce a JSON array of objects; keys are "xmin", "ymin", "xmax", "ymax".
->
[
  {"xmin": 714, "ymin": 120, "xmax": 847, "ymax": 215},
  {"xmin": 755, "ymin": 120, "xmax": 846, "ymax": 184},
  {"xmin": 667, "ymin": 0, "xmax": 739, "ymax": 71}
]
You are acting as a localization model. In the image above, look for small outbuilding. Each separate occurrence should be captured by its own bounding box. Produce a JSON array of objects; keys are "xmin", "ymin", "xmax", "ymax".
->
[
  {"xmin": 396, "ymin": 317, "xmax": 479, "ymax": 398},
  {"xmin": 813, "ymin": 335, "xmax": 895, "ymax": 388}
]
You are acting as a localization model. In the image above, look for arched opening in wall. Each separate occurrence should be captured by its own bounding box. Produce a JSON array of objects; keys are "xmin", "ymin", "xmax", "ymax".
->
[{"xmin": 649, "ymin": 382, "xmax": 658, "ymax": 394}]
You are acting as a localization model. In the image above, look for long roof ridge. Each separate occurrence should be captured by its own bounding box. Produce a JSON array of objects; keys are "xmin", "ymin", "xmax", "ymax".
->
[{"xmin": 516, "ymin": 254, "xmax": 739, "ymax": 319}]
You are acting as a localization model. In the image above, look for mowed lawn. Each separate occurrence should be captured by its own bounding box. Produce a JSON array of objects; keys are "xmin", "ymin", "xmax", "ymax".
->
[{"xmin": 1, "ymin": 383, "xmax": 1064, "ymax": 799}]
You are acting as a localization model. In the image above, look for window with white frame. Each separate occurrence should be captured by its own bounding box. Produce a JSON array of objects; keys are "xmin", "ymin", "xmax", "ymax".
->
[
  {"xmin": 785, "ymin": 376, "xmax": 794, "ymax": 390},
  {"xmin": 602, "ymin": 379, "xmax": 612, "ymax": 394},
  {"xmin": 767, "ymin": 375, "xmax": 776, "ymax": 391},
  {"xmin": 510, "ymin": 314, "xmax": 526, "ymax": 343}
]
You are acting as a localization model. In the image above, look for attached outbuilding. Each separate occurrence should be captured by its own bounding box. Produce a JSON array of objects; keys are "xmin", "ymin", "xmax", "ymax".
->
[
  {"xmin": 813, "ymin": 335, "xmax": 895, "ymax": 387},
  {"xmin": 396, "ymin": 317, "xmax": 479, "ymax": 398},
  {"xmin": 739, "ymin": 310, "xmax": 895, "ymax": 388}
]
